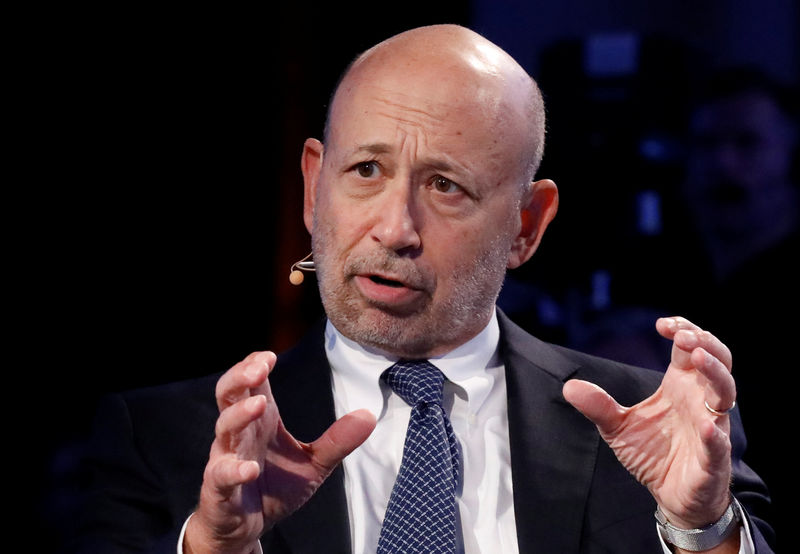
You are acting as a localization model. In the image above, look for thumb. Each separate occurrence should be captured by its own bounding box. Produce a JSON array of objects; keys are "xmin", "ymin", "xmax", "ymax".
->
[
  {"xmin": 309, "ymin": 409, "xmax": 377, "ymax": 472},
  {"xmin": 563, "ymin": 379, "xmax": 625, "ymax": 437}
]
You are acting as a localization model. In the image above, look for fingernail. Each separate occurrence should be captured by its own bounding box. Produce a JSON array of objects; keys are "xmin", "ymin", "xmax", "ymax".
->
[
  {"xmin": 240, "ymin": 460, "xmax": 259, "ymax": 480},
  {"xmin": 661, "ymin": 317, "xmax": 676, "ymax": 331},
  {"xmin": 245, "ymin": 395, "xmax": 264, "ymax": 411}
]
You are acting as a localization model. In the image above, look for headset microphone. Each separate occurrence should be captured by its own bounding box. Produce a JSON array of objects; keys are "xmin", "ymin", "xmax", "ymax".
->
[{"xmin": 289, "ymin": 252, "xmax": 315, "ymax": 285}]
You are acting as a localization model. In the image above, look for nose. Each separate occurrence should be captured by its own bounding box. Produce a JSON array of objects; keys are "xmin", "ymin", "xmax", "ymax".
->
[{"xmin": 370, "ymin": 185, "xmax": 421, "ymax": 253}]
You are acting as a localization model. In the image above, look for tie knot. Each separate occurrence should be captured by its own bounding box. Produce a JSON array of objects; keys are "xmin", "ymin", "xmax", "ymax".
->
[{"xmin": 382, "ymin": 360, "xmax": 445, "ymax": 408}]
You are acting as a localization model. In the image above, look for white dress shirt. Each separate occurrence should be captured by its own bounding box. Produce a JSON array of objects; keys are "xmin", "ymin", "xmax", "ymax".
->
[
  {"xmin": 327, "ymin": 309, "xmax": 519, "ymax": 554},
  {"xmin": 178, "ymin": 307, "xmax": 755, "ymax": 553},
  {"xmin": 325, "ymin": 308, "xmax": 754, "ymax": 554}
]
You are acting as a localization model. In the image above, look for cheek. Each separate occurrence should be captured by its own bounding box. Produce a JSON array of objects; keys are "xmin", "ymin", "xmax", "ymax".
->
[
  {"xmin": 425, "ymin": 223, "xmax": 503, "ymax": 280},
  {"xmin": 313, "ymin": 192, "xmax": 373, "ymax": 261}
]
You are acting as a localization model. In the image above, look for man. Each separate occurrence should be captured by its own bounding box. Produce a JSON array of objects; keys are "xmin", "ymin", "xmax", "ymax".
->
[
  {"xmin": 74, "ymin": 25, "xmax": 774, "ymax": 553},
  {"xmin": 679, "ymin": 67, "xmax": 797, "ymax": 548},
  {"xmin": 683, "ymin": 67, "xmax": 797, "ymax": 286}
]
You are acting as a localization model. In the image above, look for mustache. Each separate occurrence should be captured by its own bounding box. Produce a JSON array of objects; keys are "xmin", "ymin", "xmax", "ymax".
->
[{"xmin": 344, "ymin": 250, "xmax": 433, "ymax": 291}]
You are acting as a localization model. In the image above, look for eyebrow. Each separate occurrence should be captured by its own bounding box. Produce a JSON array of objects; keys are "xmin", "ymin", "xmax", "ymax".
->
[
  {"xmin": 351, "ymin": 143, "xmax": 394, "ymax": 156},
  {"xmin": 347, "ymin": 142, "xmax": 465, "ymax": 178}
]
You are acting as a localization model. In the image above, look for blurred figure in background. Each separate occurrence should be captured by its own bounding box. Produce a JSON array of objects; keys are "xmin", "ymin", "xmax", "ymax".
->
[
  {"xmin": 684, "ymin": 67, "xmax": 798, "ymax": 285},
  {"xmin": 680, "ymin": 66, "xmax": 798, "ymax": 548}
]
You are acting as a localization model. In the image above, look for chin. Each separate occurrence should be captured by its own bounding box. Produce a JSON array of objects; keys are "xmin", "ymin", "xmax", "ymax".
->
[
  {"xmin": 328, "ymin": 304, "xmax": 440, "ymax": 357},
  {"xmin": 334, "ymin": 301, "xmax": 489, "ymax": 359},
  {"xmin": 318, "ymin": 259, "xmax": 501, "ymax": 357}
]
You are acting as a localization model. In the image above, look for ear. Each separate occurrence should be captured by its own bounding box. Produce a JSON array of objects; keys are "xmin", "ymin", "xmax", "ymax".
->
[
  {"xmin": 507, "ymin": 179, "xmax": 559, "ymax": 269},
  {"xmin": 301, "ymin": 138, "xmax": 324, "ymax": 234}
]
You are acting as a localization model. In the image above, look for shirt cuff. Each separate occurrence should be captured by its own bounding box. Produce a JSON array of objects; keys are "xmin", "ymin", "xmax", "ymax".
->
[
  {"xmin": 177, "ymin": 513, "xmax": 264, "ymax": 554},
  {"xmin": 177, "ymin": 514, "xmax": 192, "ymax": 554}
]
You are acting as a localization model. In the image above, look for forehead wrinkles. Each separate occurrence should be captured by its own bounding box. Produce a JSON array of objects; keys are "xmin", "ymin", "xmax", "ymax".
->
[
  {"xmin": 330, "ymin": 77, "xmax": 524, "ymax": 186},
  {"xmin": 369, "ymin": 83, "xmax": 509, "ymax": 144},
  {"xmin": 374, "ymin": 91, "xmax": 506, "ymax": 182},
  {"xmin": 370, "ymin": 85, "xmax": 452, "ymax": 130},
  {"xmin": 332, "ymin": 85, "xmax": 457, "ymax": 151}
]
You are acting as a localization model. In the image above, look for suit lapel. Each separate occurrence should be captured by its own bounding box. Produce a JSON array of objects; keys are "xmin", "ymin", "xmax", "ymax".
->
[
  {"xmin": 266, "ymin": 313, "xmax": 602, "ymax": 553},
  {"xmin": 268, "ymin": 319, "xmax": 352, "ymax": 554},
  {"xmin": 498, "ymin": 312, "xmax": 600, "ymax": 554}
]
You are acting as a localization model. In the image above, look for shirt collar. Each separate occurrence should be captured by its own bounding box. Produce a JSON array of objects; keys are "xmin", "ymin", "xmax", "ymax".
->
[{"xmin": 325, "ymin": 309, "xmax": 501, "ymax": 417}]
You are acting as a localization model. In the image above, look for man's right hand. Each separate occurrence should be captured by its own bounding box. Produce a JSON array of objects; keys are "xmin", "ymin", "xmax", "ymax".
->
[{"xmin": 184, "ymin": 351, "xmax": 377, "ymax": 554}]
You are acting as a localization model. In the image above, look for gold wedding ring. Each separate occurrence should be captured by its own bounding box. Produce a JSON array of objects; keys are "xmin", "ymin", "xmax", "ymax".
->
[{"xmin": 704, "ymin": 400, "xmax": 736, "ymax": 416}]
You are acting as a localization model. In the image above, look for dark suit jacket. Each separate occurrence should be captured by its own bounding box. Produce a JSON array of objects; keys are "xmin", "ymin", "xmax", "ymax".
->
[{"xmin": 71, "ymin": 312, "xmax": 775, "ymax": 553}]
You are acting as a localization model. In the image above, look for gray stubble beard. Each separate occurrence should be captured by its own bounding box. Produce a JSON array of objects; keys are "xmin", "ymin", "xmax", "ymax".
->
[{"xmin": 311, "ymin": 215, "xmax": 511, "ymax": 358}]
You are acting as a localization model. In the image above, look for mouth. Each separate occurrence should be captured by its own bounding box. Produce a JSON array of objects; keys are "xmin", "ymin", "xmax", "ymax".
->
[
  {"xmin": 353, "ymin": 272, "xmax": 426, "ymax": 308},
  {"xmin": 368, "ymin": 275, "xmax": 406, "ymax": 288}
]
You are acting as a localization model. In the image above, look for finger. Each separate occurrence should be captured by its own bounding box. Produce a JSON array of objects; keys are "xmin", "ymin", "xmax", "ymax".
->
[
  {"xmin": 203, "ymin": 455, "xmax": 262, "ymax": 501},
  {"xmin": 655, "ymin": 316, "xmax": 700, "ymax": 341},
  {"xmin": 657, "ymin": 317, "xmax": 703, "ymax": 370},
  {"xmin": 698, "ymin": 417, "xmax": 733, "ymax": 462},
  {"xmin": 215, "ymin": 395, "xmax": 268, "ymax": 450},
  {"xmin": 664, "ymin": 321, "xmax": 736, "ymax": 415},
  {"xmin": 308, "ymin": 409, "xmax": 377, "ymax": 473},
  {"xmin": 562, "ymin": 379, "xmax": 626, "ymax": 438},
  {"xmin": 658, "ymin": 317, "xmax": 733, "ymax": 372},
  {"xmin": 675, "ymin": 328, "xmax": 733, "ymax": 372},
  {"xmin": 216, "ymin": 351, "xmax": 277, "ymax": 411},
  {"xmin": 691, "ymin": 348, "xmax": 737, "ymax": 415}
]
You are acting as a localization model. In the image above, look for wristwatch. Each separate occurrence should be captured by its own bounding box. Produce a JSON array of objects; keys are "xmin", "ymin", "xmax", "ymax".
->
[{"xmin": 655, "ymin": 498, "xmax": 742, "ymax": 551}]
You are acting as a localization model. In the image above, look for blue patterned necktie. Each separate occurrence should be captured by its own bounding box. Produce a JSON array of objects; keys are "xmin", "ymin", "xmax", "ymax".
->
[{"xmin": 377, "ymin": 360, "xmax": 460, "ymax": 554}]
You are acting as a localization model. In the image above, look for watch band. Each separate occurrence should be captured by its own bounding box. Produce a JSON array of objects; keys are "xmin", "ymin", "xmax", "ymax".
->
[{"xmin": 655, "ymin": 498, "xmax": 742, "ymax": 551}]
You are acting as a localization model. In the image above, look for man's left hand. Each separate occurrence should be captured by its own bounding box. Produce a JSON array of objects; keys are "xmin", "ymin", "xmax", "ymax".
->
[{"xmin": 563, "ymin": 316, "xmax": 737, "ymax": 532}]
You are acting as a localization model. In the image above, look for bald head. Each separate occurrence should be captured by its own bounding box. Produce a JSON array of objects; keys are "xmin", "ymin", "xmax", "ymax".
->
[
  {"xmin": 324, "ymin": 24, "xmax": 546, "ymax": 183},
  {"xmin": 301, "ymin": 24, "xmax": 559, "ymax": 356}
]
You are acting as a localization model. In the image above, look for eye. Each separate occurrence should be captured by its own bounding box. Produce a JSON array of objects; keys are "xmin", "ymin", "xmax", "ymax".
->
[
  {"xmin": 353, "ymin": 161, "xmax": 380, "ymax": 179},
  {"xmin": 431, "ymin": 175, "xmax": 462, "ymax": 194}
]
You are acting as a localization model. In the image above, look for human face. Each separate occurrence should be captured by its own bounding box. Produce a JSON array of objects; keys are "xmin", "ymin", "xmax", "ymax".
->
[
  {"xmin": 302, "ymin": 64, "xmax": 538, "ymax": 358},
  {"xmin": 687, "ymin": 92, "xmax": 796, "ymax": 241}
]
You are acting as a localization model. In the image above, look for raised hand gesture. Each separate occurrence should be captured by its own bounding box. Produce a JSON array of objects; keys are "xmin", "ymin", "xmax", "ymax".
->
[
  {"xmin": 184, "ymin": 351, "xmax": 376, "ymax": 554},
  {"xmin": 564, "ymin": 317, "xmax": 740, "ymax": 552}
]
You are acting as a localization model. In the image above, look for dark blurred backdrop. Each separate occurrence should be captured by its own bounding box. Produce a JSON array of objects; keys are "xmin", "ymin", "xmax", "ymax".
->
[{"xmin": 23, "ymin": 1, "xmax": 796, "ymax": 550}]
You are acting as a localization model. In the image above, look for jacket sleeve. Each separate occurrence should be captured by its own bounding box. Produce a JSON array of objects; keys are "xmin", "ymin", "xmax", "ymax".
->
[
  {"xmin": 67, "ymin": 393, "xmax": 194, "ymax": 554},
  {"xmin": 728, "ymin": 407, "xmax": 776, "ymax": 553}
]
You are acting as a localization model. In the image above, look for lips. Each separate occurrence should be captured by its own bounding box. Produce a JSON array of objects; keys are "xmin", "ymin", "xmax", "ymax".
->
[
  {"xmin": 368, "ymin": 274, "xmax": 406, "ymax": 288},
  {"xmin": 353, "ymin": 272, "xmax": 426, "ymax": 308}
]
